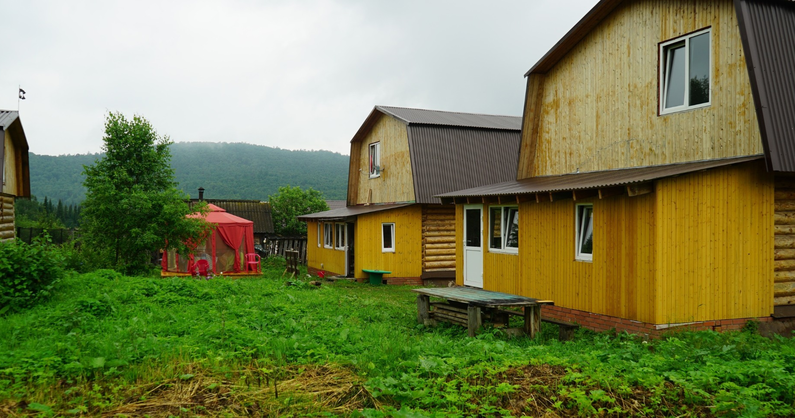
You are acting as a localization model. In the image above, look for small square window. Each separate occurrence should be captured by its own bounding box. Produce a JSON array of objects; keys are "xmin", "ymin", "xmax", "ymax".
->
[
  {"xmin": 369, "ymin": 142, "xmax": 381, "ymax": 178},
  {"xmin": 382, "ymin": 223, "xmax": 395, "ymax": 252},
  {"xmin": 335, "ymin": 223, "xmax": 346, "ymax": 250},
  {"xmin": 660, "ymin": 28, "xmax": 711, "ymax": 114},
  {"xmin": 324, "ymin": 223, "xmax": 333, "ymax": 249},
  {"xmin": 576, "ymin": 204, "xmax": 594, "ymax": 261},
  {"xmin": 489, "ymin": 206, "xmax": 519, "ymax": 253}
]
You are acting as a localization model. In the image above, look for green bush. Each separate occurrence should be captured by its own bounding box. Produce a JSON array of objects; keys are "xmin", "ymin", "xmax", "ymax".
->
[{"xmin": 0, "ymin": 236, "xmax": 66, "ymax": 314}]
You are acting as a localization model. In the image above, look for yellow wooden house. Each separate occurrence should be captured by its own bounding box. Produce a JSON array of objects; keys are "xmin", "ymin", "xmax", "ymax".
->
[
  {"xmin": 438, "ymin": 0, "xmax": 795, "ymax": 334},
  {"xmin": 0, "ymin": 111, "xmax": 31, "ymax": 242},
  {"xmin": 299, "ymin": 106, "xmax": 521, "ymax": 285}
]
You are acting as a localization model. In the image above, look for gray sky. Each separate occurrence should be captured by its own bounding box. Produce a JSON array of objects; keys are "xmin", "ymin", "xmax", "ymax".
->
[{"xmin": 1, "ymin": 0, "xmax": 598, "ymax": 156}]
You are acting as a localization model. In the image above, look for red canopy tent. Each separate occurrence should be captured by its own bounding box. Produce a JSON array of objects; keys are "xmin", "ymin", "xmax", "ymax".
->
[{"xmin": 162, "ymin": 204, "xmax": 256, "ymax": 275}]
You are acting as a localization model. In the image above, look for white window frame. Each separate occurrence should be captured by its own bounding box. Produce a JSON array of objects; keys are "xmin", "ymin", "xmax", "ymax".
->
[
  {"xmin": 369, "ymin": 142, "xmax": 381, "ymax": 178},
  {"xmin": 335, "ymin": 223, "xmax": 346, "ymax": 251},
  {"xmin": 487, "ymin": 205, "xmax": 519, "ymax": 254},
  {"xmin": 659, "ymin": 28, "xmax": 711, "ymax": 115},
  {"xmin": 317, "ymin": 222, "xmax": 321, "ymax": 247},
  {"xmin": 324, "ymin": 222, "xmax": 333, "ymax": 249},
  {"xmin": 382, "ymin": 222, "xmax": 395, "ymax": 253},
  {"xmin": 575, "ymin": 204, "xmax": 594, "ymax": 262}
]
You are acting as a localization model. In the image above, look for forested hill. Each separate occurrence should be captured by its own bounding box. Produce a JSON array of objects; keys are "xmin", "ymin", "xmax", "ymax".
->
[{"xmin": 29, "ymin": 142, "xmax": 350, "ymax": 205}]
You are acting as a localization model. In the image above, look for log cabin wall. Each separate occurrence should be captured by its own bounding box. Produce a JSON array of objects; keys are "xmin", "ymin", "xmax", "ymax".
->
[
  {"xmin": 774, "ymin": 174, "xmax": 795, "ymax": 310},
  {"xmin": 348, "ymin": 114, "xmax": 415, "ymax": 205},
  {"xmin": 654, "ymin": 160, "xmax": 773, "ymax": 323},
  {"xmin": 0, "ymin": 194, "xmax": 14, "ymax": 242},
  {"xmin": 518, "ymin": 0, "xmax": 762, "ymax": 179},
  {"xmin": 421, "ymin": 204, "xmax": 455, "ymax": 273},
  {"xmin": 354, "ymin": 206, "xmax": 423, "ymax": 280},
  {"xmin": 305, "ymin": 220, "xmax": 347, "ymax": 277}
]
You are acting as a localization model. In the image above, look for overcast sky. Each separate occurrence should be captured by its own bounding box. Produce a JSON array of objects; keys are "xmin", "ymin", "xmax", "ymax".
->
[{"xmin": 1, "ymin": 0, "xmax": 598, "ymax": 156}]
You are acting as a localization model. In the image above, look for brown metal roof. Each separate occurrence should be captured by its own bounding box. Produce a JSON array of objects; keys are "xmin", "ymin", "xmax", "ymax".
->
[
  {"xmin": 438, "ymin": 156, "xmax": 763, "ymax": 199},
  {"xmin": 408, "ymin": 125, "xmax": 521, "ymax": 204},
  {"xmin": 297, "ymin": 203, "xmax": 413, "ymax": 221},
  {"xmin": 735, "ymin": 0, "xmax": 795, "ymax": 172},
  {"xmin": 191, "ymin": 199, "xmax": 274, "ymax": 234}
]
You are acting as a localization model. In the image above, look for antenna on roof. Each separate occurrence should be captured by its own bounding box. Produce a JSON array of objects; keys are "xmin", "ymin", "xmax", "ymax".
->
[{"xmin": 17, "ymin": 86, "xmax": 25, "ymax": 111}]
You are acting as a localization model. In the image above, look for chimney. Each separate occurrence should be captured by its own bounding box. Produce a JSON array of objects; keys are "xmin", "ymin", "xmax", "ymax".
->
[{"xmin": 198, "ymin": 187, "xmax": 205, "ymax": 201}]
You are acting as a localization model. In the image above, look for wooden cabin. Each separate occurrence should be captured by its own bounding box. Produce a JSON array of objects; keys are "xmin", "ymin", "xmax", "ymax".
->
[
  {"xmin": 438, "ymin": 0, "xmax": 795, "ymax": 335},
  {"xmin": 0, "ymin": 111, "xmax": 31, "ymax": 242},
  {"xmin": 299, "ymin": 106, "xmax": 521, "ymax": 285}
]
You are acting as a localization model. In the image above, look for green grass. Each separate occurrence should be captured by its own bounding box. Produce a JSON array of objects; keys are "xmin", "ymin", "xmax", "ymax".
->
[{"xmin": 1, "ymin": 265, "xmax": 795, "ymax": 417}]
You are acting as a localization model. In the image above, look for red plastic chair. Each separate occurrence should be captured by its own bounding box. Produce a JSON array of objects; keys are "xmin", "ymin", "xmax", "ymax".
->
[
  {"xmin": 194, "ymin": 259, "xmax": 210, "ymax": 278},
  {"xmin": 245, "ymin": 253, "xmax": 261, "ymax": 273}
]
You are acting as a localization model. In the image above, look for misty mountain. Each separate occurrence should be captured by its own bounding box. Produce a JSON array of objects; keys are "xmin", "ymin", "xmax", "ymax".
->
[{"xmin": 29, "ymin": 142, "xmax": 349, "ymax": 205}]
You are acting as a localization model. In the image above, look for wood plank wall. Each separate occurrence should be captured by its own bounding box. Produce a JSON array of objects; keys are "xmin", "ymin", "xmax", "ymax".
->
[
  {"xmin": 350, "ymin": 115, "xmax": 415, "ymax": 205},
  {"xmin": 354, "ymin": 206, "xmax": 423, "ymax": 280},
  {"xmin": 654, "ymin": 161, "xmax": 773, "ymax": 323},
  {"xmin": 3, "ymin": 131, "xmax": 18, "ymax": 195},
  {"xmin": 518, "ymin": 0, "xmax": 762, "ymax": 179},
  {"xmin": 0, "ymin": 195, "xmax": 14, "ymax": 242},
  {"xmin": 774, "ymin": 174, "xmax": 795, "ymax": 307},
  {"xmin": 305, "ymin": 221, "xmax": 347, "ymax": 276},
  {"xmin": 422, "ymin": 204, "xmax": 455, "ymax": 272}
]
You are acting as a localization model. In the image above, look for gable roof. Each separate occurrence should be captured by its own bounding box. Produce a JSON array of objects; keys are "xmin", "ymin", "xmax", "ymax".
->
[
  {"xmin": 350, "ymin": 106, "xmax": 523, "ymax": 204},
  {"xmin": 525, "ymin": 0, "xmax": 795, "ymax": 172},
  {"xmin": 735, "ymin": 0, "xmax": 795, "ymax": 172},
  {"xmin": 190, "ymin": 199, "xmax": 273, "ymax": 234}
]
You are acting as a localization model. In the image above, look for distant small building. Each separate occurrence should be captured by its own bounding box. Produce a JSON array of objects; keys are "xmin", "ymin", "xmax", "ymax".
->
[
  {"xmin": 1, "ymin": 111, "xmax": 30, "ymax": 242},
  {"xmin": 325, "ymin": 200, "xmax": 346, "ymax": 211},
  {"xmin": 190, "ymin": 189, "xmax": 274, "ymax": 244}
]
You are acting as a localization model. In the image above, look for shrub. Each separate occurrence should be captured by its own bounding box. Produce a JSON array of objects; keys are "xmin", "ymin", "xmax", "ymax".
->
[{"xmin": 0, "ymin": 236, "xmax": 66, "ymax": 314}]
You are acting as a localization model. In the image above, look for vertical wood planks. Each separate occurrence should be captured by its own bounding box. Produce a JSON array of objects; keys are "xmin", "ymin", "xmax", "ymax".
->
[
  {"xmin": 353, "ymin": 115, "xmax": 415, "ymax": 205},
  {"xmin": 355, "ymin": 205, "xmax": 423, "ymax": 280}
]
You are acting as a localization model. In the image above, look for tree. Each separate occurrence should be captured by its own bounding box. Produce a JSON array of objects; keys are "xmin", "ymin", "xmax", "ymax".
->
[
  {"xmin": 269, "ymin": 185, "xmax": 329, "ymax": 236},
  {"xmin": 81, "ymin": 112, "xmax": 211, "ymax": 275}
]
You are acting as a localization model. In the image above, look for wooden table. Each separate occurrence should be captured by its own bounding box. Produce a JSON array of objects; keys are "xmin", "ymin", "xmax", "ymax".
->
[
  {"xmin": 361, "ymin": 269, "xmax": 391, "ymax": 285},
  {"xmin": 412, "ymin": 287, "xmax": 552, "ymax": 338}
]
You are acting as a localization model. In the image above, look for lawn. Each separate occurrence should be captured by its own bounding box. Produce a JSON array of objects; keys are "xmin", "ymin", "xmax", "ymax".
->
[{"xmin": 1, "ymin": 261, "xmax": 795, "ymax": 417}]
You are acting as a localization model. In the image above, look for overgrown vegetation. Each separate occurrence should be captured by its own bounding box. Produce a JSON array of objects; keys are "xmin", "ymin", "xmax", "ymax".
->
[
  {"xmin": 0, "ymin": 236, "xmax": 65, "ymax": 315},
  {"xmin": 1, "ymin": 265, "xmax": 794, "ymax": 417}
]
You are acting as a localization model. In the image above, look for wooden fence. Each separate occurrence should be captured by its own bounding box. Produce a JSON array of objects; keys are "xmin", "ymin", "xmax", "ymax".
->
[
  {"xmin": 262, "ymin": 237, "xmax": 307, "ymax": 265},
  {"xmin": 15, "ymin": 228, "xmax": 76, "ymax": 245}
]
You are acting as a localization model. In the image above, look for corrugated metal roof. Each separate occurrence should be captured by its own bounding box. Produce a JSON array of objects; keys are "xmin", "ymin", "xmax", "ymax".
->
[
  {"xmin": 325, "ymin": 200, "xmax": 347, "ymax": 210},
  {"xmin": 297, "ymin": 203, "xmax": 413, "ymax": 221},
  {"xmin": 409, "ymin": 125, "xmax": 521, "ymax": 203},
  {"xmin": 376, "ymin": 106, "xmax": 522, "ymax": 130},
  {"xmin": 0, "ymin": 110, "xmax": 19, "ymax": 129},
  {"xmin": 735, "ymin": 0, "xmax": 795, "ymax": 172},
  {"xmin": 438, "ymin": 156, "xmax": 763, "ymax": 198},
  {"xmin": 191, "ymin": 199, "xmax": 274, "ymax": 233}
]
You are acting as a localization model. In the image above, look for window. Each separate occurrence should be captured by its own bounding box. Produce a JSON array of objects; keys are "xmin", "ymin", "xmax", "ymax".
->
[
  {"xmin": 324, "ymin": 223, "xmax": 333, "ymax": 248},
  {"xmin": 382, "ymin": 223, "xmax": 395, "ymax": 252},
  {"xmin": 488, "ymin": 206, "xmax": 519, "ymax": 253},
  {"xmin": 576, "ymin": 204, "xmax": 594, "ymax": 261},
  {"xmin": 317, "ymin": 222, "xmax": 321, "ymax": 247},
  {"xmin": 660, "ymin": 28, "xmax": 711, "ymax": 114},
  {"xmin": 369, "ymin": 142, "xmax": 381, "ymax": 178},
  {"xmin": 335, "ymin": 223, "xmax": 346, "ymax": 250}
]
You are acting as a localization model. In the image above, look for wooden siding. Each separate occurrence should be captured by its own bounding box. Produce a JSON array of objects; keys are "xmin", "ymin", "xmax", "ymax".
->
[
  {"xmin": 773, "ymin": 174, "xmax": 795, "ymax": 307},
  {"xmin": 0, "ymin": 194, "xmax": 14, "ymax": 242},
  {"xmin": 519, "ymin": 0, "xmax": 762, "ymax": 179},
  {"xmin": 348, "ymin": 114, "xmax": 415, "ymax": 205},
  {"xmin": 354, "ymin": 205, "xmax": 423, "ymax": 280},
  {"xmin": 455, "ymin": 204, "xmax": 464, "ymax": 285},
  {"xmin": 305, "ymin": 221, "xmax": 346, "ymax": 276},
  {"xmin": 654, "ymin": 161, "xmax": 773, "ymax": 323},
  {"xmin": 422, "ymin": 205, "xmax": 455, "ymax": 272},
  {"xmin": 2, "ymin": 130, "xmax": 18, "ymax": 195}
]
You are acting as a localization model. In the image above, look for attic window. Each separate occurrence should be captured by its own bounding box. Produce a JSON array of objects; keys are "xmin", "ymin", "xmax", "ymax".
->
[
  {"xmin": 369, "ymin": 142, "xmax": 381, "ymax": 178},
  {"xmin": 660, "ymin": 28, "xmax": 711, "ymax": 114}
]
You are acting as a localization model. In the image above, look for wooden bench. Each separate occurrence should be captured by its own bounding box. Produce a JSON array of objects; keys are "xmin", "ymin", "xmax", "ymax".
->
[{"xmin": 361, "ymin": 269, "xmax": 391, "ymax": 285}]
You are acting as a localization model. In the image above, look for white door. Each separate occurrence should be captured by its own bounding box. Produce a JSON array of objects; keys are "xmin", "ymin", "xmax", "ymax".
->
[{"xmin": 463, "ymin": 205, "xmax": 483, "ymax": 288}]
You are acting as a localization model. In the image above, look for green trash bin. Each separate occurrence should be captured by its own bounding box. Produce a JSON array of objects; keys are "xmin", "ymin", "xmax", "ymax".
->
[{"xmin": 362, "ymin": 269, "xmax": 391, "ymax": 285}]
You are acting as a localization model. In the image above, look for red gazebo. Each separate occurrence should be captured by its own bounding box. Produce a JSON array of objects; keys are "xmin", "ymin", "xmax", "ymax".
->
[{"xmin": 162, "ymin": 204, "xmax": 257, "ymax": 276}]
